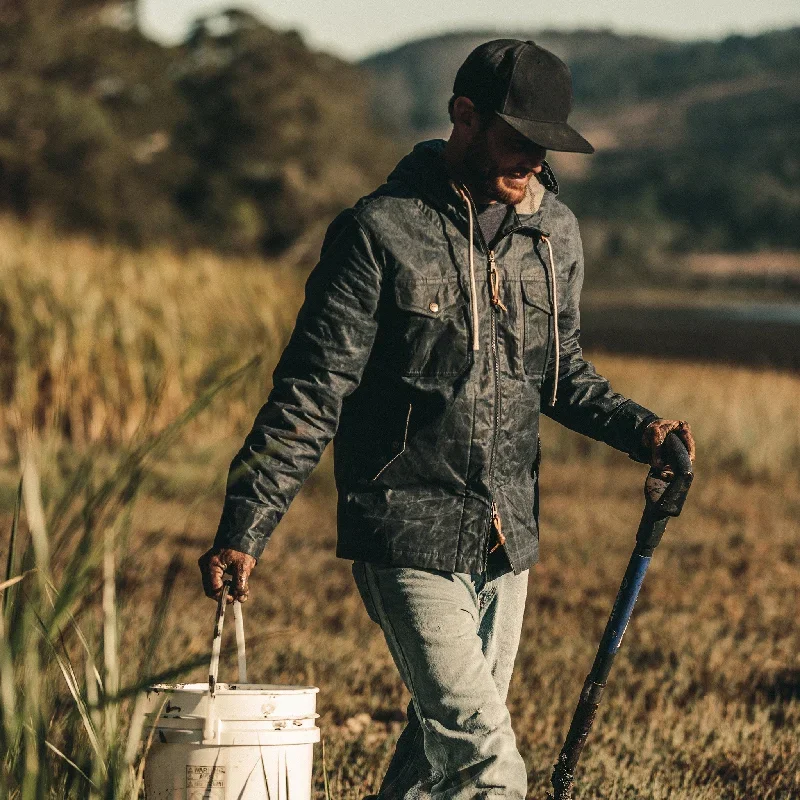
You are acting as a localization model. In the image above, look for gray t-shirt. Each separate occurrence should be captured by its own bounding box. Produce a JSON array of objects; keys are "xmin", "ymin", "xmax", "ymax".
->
[{"xmin": 476, "ymin": 202, "xmax": 512, "ymax": 247}]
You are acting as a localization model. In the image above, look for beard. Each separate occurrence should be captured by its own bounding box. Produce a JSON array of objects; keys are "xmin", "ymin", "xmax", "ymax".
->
[{"xmin": 462, "ymin": 133, "xmax": 532, "ymax": 205}]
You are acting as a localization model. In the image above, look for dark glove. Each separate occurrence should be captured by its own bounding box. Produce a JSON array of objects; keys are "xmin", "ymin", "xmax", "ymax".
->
[
  {"xmin": 198, "ymin": 547, "xmax": 256, "ymax": 603},
  {"xmin": 642, "ymin": 419, "xmax": 696, "ymax": 477}
]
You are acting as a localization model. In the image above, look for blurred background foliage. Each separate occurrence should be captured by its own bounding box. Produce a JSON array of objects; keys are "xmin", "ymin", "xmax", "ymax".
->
[
  {"xmin": 0, "ymin": 1, "xmax": 397, "ymax": 254},
  {"xmin": 0, "ymin": 3, "xmax": 797, "ymax": 277}
]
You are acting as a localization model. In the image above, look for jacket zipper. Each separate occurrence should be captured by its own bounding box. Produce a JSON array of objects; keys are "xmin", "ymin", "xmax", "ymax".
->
[
  {"xmin": 487, "ymin": 253, "xmax": 503, "ymax": 570},
  {"xmin": 459, "ymin": 188, "xmax": 518, "ymax": 573},
  {"xmin": 486, "ymin": 256, "xmax": 515, "ymax": 573},
  {"xmin": 488, "ymin": 250, "xmax": 507, "ymax": 312},
  {"xmin": 484, "ymin": 221, "xmax": 552, "ymax": 571}
]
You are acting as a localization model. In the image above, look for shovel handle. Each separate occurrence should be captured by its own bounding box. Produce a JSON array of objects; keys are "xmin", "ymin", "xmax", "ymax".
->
[
  {"xmin": 662, "ymin": 431, "xmax": 693, "ymax": 478},
  {"xmin": 639, "ymin": 432, "xmax": 694, "ymax": 555},
  {"xmin": 550, "ymin": 434, "xmax": 694, "ymax": 798}
]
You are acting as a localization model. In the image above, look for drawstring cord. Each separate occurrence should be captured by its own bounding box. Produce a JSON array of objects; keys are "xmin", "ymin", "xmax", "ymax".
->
[{"xmin": 540, "ymin": 234, "xmax": 560, "ymax": 407}]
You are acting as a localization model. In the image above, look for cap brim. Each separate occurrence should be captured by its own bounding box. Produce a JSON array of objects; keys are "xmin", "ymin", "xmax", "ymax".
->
[{"xmin": 496, "ymin": 112, "xmax": 595, "ymax": 154}]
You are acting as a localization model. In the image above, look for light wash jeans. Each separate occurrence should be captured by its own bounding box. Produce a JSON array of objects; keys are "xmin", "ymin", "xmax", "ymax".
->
[{"xmin": 352, "ymin": 560, "xmax": 530, "ymax": 799}]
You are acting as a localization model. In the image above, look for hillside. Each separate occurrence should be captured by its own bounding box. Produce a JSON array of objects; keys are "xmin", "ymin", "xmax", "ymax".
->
[
  {"xmin": 1, "ymin": 10, "xmax": 798, "ymax": 278},
  {"xmin": 361, "ymin": 29, "xmax": 672, "ymax": 136},
  {"xmin": 362, "ymin": 28, "xmax": 800, "ymax": 271},
  {"xmin": 361, "ymin": 27, "xmax": 800, "ymax": 137}
]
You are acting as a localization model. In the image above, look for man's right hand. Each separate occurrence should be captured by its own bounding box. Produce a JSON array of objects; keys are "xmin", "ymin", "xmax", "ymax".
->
[
  {"xmin": 198, "ymin": 548, "xmax": 256, "ymax": 603},
  {"xmin": 642, "ymin": 418, "xmax": 696, "ymax": 477}
]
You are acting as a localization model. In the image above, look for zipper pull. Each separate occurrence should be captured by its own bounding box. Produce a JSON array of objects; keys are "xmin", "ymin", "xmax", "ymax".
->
[
  {"xmin": 487, "ymin": 251, "xmax": 508, "ymax": 312},
  {"xmin": 488, "ymin": 500, "xmax": 506, "ymax": 554}
]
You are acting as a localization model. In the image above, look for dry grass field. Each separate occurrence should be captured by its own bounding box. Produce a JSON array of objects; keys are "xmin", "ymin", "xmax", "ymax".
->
[
  {"xmin": 115, "ymin": 452, "xmax": 799, "ymax": 800},
  {"xmin": 0, "ymin": 220, "xmax": 797, "ymax": 798}
]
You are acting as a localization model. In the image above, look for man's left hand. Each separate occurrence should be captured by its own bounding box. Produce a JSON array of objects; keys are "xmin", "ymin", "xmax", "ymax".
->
[{"xmin": 643, "ymin": 419, "xmax": 695, "ymax": 476}]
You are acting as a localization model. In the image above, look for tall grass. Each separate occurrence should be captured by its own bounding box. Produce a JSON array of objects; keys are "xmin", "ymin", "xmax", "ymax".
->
[
  {"xmin": 0, "ymin": 363, "xmax": 257, "ymax": 799},
  {"xmin": 1, "ymin": 215, "xmax": 798, "ymax": 480},
  {"xmin": 0, "ymin": 216, "xmax": 303, "ymax": 461}
]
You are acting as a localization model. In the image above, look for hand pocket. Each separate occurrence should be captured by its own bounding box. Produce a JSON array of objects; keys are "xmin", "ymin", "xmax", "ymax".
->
[{"xmin": 370, "ymin": 402, "xmax": 413, "ymax": 482}]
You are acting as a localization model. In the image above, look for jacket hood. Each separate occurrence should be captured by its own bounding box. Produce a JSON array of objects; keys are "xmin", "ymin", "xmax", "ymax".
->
[{"xmin": 386, "ymin": 138, "xmax": 547, "ymax": 219}]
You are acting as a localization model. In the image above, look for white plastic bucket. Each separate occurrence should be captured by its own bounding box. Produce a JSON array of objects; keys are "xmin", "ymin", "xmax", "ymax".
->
[{"xmin": 141, "ymin": 585, "xmax": 320, "ymax": 799}]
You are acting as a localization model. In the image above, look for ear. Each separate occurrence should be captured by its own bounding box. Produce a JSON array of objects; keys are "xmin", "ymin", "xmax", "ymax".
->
[{"xmin": 451, "ymin": 96, "xmax": 481, "ymax": 132}]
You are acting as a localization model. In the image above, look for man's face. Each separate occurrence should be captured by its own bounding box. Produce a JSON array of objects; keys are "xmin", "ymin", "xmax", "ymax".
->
[{"xmin": 461, "ymin": 114, "xmax": 547, "ymax": 205}]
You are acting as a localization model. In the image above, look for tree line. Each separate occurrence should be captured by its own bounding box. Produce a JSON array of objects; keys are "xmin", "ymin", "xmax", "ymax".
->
[{"xmin": 0, "ymin": 2, "xmax": 397, "ymax": 253}]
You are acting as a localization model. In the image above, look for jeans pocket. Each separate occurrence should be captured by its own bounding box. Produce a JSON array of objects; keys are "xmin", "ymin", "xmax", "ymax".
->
[{"xmin": 352, "ymin": 561, "xmax": 381, "ymax": 624}]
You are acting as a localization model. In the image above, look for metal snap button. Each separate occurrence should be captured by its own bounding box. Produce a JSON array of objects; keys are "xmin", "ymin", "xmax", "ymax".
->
[{"xmin": 429, "ymin": 301, "xmax": 439, "ymax": 313}]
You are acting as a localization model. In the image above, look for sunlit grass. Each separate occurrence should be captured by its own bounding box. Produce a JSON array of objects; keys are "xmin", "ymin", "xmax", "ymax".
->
[
  {"xmin": 0, "ymin": 216, "xmax": 301, "ymax": 460},
  {"xmin": 541, "ymin": 353, "xmax": 800, "ymax": 478}
]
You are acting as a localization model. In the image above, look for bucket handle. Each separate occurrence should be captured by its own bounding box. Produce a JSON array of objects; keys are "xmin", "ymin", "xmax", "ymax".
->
[
  {"xmin": 209, "ymin": 580, "xmax": 248, "ymax": 692},
  {"xmin": 204, "ymin": 580, "xmax": 247, "ymax": 743}
]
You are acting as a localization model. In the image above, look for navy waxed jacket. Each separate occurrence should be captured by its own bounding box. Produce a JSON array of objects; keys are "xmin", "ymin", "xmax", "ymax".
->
[{"xmin": 214, "ymin": 139, "xmax": 657, "ymax": 575}]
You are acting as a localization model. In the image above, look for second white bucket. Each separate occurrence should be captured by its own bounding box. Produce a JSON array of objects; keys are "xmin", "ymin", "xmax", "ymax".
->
[{"xmin": 142, "ymin": 584, "xmax": 320, "ymax": 799}]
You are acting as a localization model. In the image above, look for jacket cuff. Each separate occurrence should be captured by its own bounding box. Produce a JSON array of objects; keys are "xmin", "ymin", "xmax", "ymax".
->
[
  {"xmin": 213, "ymin": 498, "xmax": 278, "ymax": 559},
  {"xmin": 602, "ymin": 399, "xmax": 659, "ymax": 464},
  {"xmin": 625, "ymin": 407, "xmax": 660, "ymax": 464}
]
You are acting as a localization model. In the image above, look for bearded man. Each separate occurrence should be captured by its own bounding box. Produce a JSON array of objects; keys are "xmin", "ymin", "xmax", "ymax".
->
[{"xmin": 199, "ymin": 39, "xmax": 695, "ymax": 798}]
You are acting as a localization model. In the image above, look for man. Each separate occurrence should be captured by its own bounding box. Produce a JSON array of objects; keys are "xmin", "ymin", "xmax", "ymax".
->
[{"xmin": 199, "ymin": 40, "xmax": 695, "ymax": 798}]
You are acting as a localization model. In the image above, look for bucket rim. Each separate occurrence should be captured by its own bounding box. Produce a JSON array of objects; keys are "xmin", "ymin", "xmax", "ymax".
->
[{"xmin": 145, "ymin": 682, "xmax": 319, "ymax": 694}]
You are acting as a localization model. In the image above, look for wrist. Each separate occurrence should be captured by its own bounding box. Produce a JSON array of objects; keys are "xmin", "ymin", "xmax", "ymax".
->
[{"xmin": 630, "ymin": 413, "xmax": 659, "ymax": 463}]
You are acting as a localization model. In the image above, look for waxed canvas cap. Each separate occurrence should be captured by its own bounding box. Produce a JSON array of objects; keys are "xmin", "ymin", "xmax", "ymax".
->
[{"xmin": 453, "ymin": 39, "xmax": 594, "ymax": 154}]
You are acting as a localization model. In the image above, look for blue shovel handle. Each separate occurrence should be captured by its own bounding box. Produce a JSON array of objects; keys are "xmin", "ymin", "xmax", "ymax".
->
[{"xmin": 550, "ymin": 433, "xmax": 693, "ymax": 800}]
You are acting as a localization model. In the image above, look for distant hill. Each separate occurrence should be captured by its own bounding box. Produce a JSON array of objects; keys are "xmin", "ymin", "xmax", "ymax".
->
[
  {"xmin": 361, "ymin": 28, "xmax": 800, "ymax": 268},
  {"xmin": 361, "ymin": 27, "xmax": 800, "ymax": 134},
  {"xmin": 361, "ymin": 29, "xmax": 671, "ymax": 136}
]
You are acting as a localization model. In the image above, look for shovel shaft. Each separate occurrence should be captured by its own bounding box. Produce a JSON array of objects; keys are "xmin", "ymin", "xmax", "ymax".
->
[
  {"xmin": 551, "ymin": 434, "xmax": 693, "ymax": 799},
  {"xmin": 551, "ymin": 522, "xmax": 661, "ymax": 800},
  {"xmin": 591, "ymin": 511, "xmax": 668, "ymax": 678},
  {"xmin": 550, "ymin": 677, "xmax": 604, "ymax": 800}
]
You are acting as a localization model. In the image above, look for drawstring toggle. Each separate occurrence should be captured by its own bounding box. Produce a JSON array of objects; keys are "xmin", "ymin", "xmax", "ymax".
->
[{"xmin": 488, "ymin": 251, "xmax": 508, "ymax": 312}]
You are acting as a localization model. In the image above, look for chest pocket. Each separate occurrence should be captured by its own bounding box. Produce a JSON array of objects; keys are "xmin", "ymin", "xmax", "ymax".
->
[
  {"xmin": 520, "ymin": 276, "xmax": 553, "ymax": 380},
  {"xmin": 383, "ymin": 276, "xmax": 471, "ymax": 377}
]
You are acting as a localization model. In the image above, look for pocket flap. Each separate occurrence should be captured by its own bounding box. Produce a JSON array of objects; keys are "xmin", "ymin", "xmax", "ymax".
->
[
  {"xmin": 520, "ymin": 277, "xmax": 552, "ymax": 315},
  {"xmin": 394, "ymin": 277, "xmax": 465, "ymax": 317}
]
